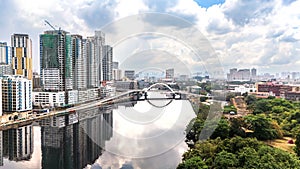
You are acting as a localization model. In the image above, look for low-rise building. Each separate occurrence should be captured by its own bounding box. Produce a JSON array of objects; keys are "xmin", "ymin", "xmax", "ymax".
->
[
  {"xmin": 249, "ymin": 92, "xmax": 271, "ymax": 98},
  {"xmin": 233, "ymin": 85, "xmax": 256, "ymax": 95},
  {"xmin": 33, "ymin": 91, "xmax": 65, "ymax": 108},
  {"xmin": 115, "ymin": 81, "xmax": 137, "ymax": 91},
  {"xmin": 187, "ymin": 86, "xmax": 202, "ymax": 94},
  {"xmin": 67, "ymin": 90, "xmax": 78, "ymax": 105},
  {"xmin": 124, "ymin": 70, "xmax": 135, "ymax": 80},
  {"xmin": 257, "ymin": 82, "xmax": 292, "ymax": 96},
  {"xmin": 284, "ymin": 92, "xmax": 300, "ymax": 101}
]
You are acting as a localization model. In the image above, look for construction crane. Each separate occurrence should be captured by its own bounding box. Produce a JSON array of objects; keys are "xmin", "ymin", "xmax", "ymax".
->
[{"xmin": 44, "ymin": 20, "xmax": 61, "ymax": 33}]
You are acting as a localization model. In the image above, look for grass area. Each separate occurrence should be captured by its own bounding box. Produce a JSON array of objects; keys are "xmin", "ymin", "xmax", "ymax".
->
[{"xmin": 264, "ymin": 137, "xmax": 296, "ymax": 154}]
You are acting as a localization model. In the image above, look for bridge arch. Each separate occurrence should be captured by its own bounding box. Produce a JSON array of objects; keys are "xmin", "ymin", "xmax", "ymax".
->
[{"xmin": 146, "ymin": 83, "xmax": 176, "ymax": 94}]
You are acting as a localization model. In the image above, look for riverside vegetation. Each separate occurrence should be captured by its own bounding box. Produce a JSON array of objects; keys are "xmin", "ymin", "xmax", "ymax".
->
[{"xmin": 178, "ymin": 93, "xmax": 300, "ymax": 169}]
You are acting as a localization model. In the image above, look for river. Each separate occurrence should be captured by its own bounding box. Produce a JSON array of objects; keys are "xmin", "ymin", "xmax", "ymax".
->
[{"xmin": 0, "ymin": 92, "xmax": 196, "ymax": 169}]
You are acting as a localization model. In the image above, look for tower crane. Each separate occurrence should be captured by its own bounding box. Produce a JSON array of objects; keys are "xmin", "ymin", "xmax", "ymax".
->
[{"xmin": 44, "ymin": 20, "xmax": 61, "ymax": 33}]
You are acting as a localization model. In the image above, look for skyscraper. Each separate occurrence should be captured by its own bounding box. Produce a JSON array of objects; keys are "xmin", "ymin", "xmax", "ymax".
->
[
  {"xmin": 86, "ymin": 37, "xmax": 98, "ymax": 88},
  {"xmin": 251, "ymin": 68, "xmax": 257, "ymax": 79},
  {"xmin": 11, "ymin": 34, "xmax": 32, "ymax": 80},
  {"xmin": 72, "ymin": 35, "xmax": 87, "ymax": 90},
  {"xmin": 40, "ymin": 30, "xmax": 73, "ymax": 91},
  {"xmin": 94, "ymin": 31, "xmax": 105, "ymax": 83},
  {"xmin": 166, "ymin": 68, "xmax": 174, "ymax": 79},
  {"xmin": 102, "ymin": 45, "xmax": 113, "ymax": 81},
  {"xmin": 113, "ymin": 62, "xmax": 119, "ymax": 69},
  {"xmin": 0, "ymin": 64, "xmax": 12, "ymax": 76},
  {"xmin": 86, "ymin": 31, "xmax": 105, "ymax": 88},
  {"xmin": 0, "ymin": 42, "xmax": 11, "ymax": 64}
]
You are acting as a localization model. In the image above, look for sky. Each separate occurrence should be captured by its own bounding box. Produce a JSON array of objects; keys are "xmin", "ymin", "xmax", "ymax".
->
[{"xmin": 0, "ymin": 0, "xmax": 300, "ymax": 76}]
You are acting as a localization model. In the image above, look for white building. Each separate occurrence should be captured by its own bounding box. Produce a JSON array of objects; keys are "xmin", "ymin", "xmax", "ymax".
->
[
  {"xmin": 33, "ymin": 91, "xmax": 65, "ymax": 108},
  {"xmin": 233, "ymin": 85, "xmax": 257, "ymax": 95},
  {"xmin": 41, "ymin": 68, "xmax": 60, "ymax": 91},
  {"xmin": 0, "ymin": 42, "xmax": 11, "ymax": 64},
  {"xmin": 113, "ymin": 69, "xmax": 122, "ymax": 81},
  {"xmin": 86, "ymin": 37, "xmax": 99, "ymax": 88},
  {"xmin": 1, "ymin": 75, "xmax": 32, "ymax": 112},
  {"xmin": 100, "ymin": 85, "xmax": 116, "ymax": 98},
  {"xmin": 227, "ymin": 68, "xmax": 251, "ymax": 81},
  {"xmin": 72, "ymin": 35, "xmax": 87, "ymax": 90},
  {"xmin": 78, "ymin": 88, "xmax": 100, "ymax": 103},
  {"xmin": 0, "ymin": 64, "xmax": 12, "ymax": 76},
  {"xmin": 67, "ymin": 90, "xmax": 78, "ymax": 105}
]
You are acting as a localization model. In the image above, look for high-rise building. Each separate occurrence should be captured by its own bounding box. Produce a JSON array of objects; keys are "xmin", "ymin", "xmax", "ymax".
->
[
  {"xmin": 32, "ymin": 72, "xmax": 41, "ymax": 89},
  {"xmin": 72, "ymin": 35, "xmax": 87, "ymax": 90},
  {"xmin": 229, "ymin": 68, "xmax": 237, "ymax": 75},
  {"xmin": 86, "ymin": 37, "xmax": 98, "ymax": 88},
  {"xmin": 0, "ymin": 64, "xmax": 12, "ymax": 76},
  {"xmin": 86, "ymin": 31, "xmax": 105, "ymax": 88},
  {"xmin": 1, "ymin": 75, "xmax": 32, "ymax": 112},
  {"xmin": 113, "ymin": 69, "xmax": 122, "ymax": 81},
  {"xmin": 166, "ymin": 68, "xmax": 174, "ymax": 79},
  {"xmin": 251, "ymin": 68, "xmax": 257, "ymax": 78},
  {"xmin": 124, "ymin": 70, "xmax": 135, "ymax": 80},
  {"xmin": 102, "ymin": 45, "xmax": 113, "ymax": 81},
  {"xmin": 227, "ymin": 68, "xmax": 251, "ymax": 81},
  {"xmin": 11, "ymin": 34, "xmax": 32, "ymax": 80},
  {"xmin": 0, "ymin": 42, "xmax": 11, "ymax": 64},
  {"xmin": 94, "ymin": 31, "xmax": 105, "ymax": 83},
  {"xmin": 113, "ymin": 62, "xmax": 119, "ymax": 69},
  {"xmin": 40, "ymin": 30, "xmax": 73, "ymax": 91}
]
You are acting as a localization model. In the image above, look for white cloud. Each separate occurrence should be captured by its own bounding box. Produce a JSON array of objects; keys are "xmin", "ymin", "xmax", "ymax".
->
[{"xmin": 1, "ymin": 0, "xmax": 300, "ymax": 74}]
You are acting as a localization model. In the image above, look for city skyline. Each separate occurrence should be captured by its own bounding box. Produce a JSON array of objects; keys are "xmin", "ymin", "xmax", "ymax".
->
[{"xmin": 0, "ymin": 0, "xmax": 299, "ymax": 74}]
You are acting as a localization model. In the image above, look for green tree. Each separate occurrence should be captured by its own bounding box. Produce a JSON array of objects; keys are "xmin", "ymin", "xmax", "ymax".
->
[
  {"xmin": 186, "ymin": 118, "xmax": 205, "ymax": 143},
  {"xmin": 210, "ymin": 118, "xmax": 230, "ymax": 139},
  {"xmin": 250, "ymin": 99, "xmax": 273, "ymax": 114},
  {"xmin": 245, "ymin": 94, "xmax": 257, "ymax": 105},
  {"xmin": 197, "ymin": 103, "xmax": 210, "ymax": 120},
  {"xmin": 226, "ymin": 93, "xmax": 235, "ymax": 102},
  {"xmin": 244, "ymin": 114, "xmax": 280, "ymax": 140},
  {"xmin": 295, "ymin": 133, "xmax": 300, "ymax": 156},
  {"xmin": 177, "ymin": 156, "xmax": 208, "ymax": 169},
  {"xmin": 214, "ymin": 150, "xmax": 238, "ymax": 169},
  {"xmin": 238, "ymin": 147, "xmax": 260, "ymax": 168}
]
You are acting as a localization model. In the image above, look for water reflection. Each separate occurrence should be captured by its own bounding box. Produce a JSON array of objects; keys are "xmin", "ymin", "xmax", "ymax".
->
[
  {"xmin": 41, "ymin": 108, "xmax": 113, "ymax": 169},
  {"xmin": 0, "ymin": 97, "xmax": 196, "ymax": 169},
  {"xmin": 89, "ymin": 100, "xmax": 195, "ymax": 169},
  {"xmin": 3, "ymin": 125, "xmax": 34, "ymax": 161}
]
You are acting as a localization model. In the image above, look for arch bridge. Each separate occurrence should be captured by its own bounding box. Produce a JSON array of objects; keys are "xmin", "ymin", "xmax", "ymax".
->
[{"xmin": 129, "ymin": 82, "xmax": 183, "ymax": 101}]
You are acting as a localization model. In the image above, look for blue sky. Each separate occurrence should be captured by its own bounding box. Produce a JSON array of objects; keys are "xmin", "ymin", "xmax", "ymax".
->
[
  {"xmin": 194, "ymin": 0, "xmax": 225, "ymax": 8},
  {"xmin": 0, "ymin": 0, "xmax": 300, "ymax": 75}
]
